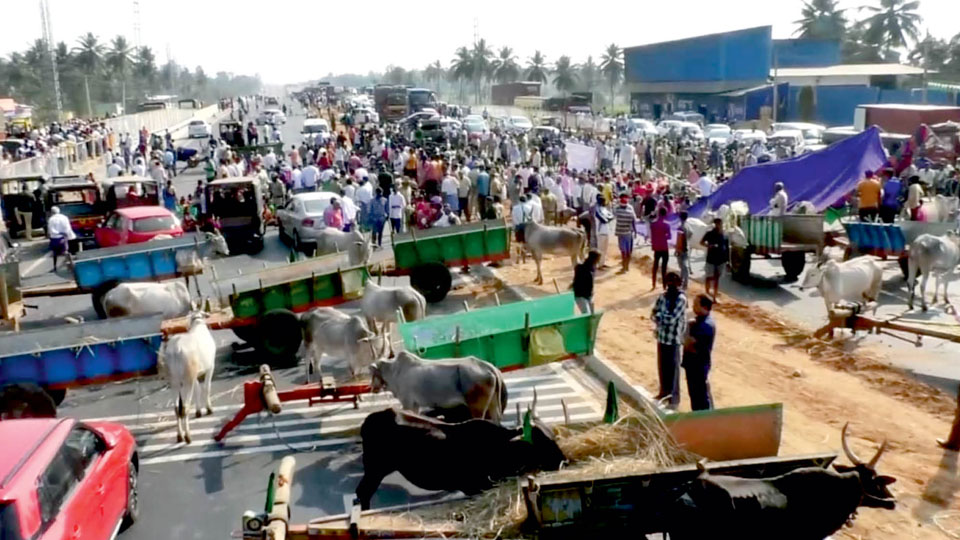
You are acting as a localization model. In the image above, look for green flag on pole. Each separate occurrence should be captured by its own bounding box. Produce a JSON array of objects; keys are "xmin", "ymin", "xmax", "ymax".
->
[{"xmin": 603, "ymin": 381, "xmax": 619, "ymax": 424}]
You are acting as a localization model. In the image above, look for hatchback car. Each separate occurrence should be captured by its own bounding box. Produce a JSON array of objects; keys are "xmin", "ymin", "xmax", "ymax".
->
[
  {"xmin": 0, "ymin": 418, "xmax": 139, "ymax": 540},
  {"xmin": 276, "ymin": 192, "xmax": 338, "ymax": 253},
  {"xmin": 95, "ymin": 206, "xmax": 183, "ymax": 247},
  {"xmin": 187, "ymin": 120, "xmax": 212, "ymax": 139},
  {"xmin": 506, "ymin": 115, "xmax": 533, "ymax": 134}
]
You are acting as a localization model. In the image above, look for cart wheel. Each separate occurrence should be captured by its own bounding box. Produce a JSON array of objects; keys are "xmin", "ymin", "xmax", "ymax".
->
[
  {"xmin": 92, "ymin": 280, "xmax": 121, "ymax": 319},
  {"xmin": 729, "ymin": 246, "xmax": 752, "ymax": 283},
  {"xmin": 231, "ymin": 325, "xmax": 259, "ymax": 346},
  {"xmin": 0, "ymin": 383, "xmax": 57, "ymax": 419},
  {"xmin": 410, "ymin": 263, "xmax": 453, "ymax": 303},
  {"xmin": 249, "ymin": 236, "xmax": 265, "ymax": 254},
  {"xmin": 781, "ymin": 252, "xmax": 807, "ymax": 281},
  {"xmin": 258, "ymin": 309, "xmax": 302, "ymax": 365},
  {"xmin": 43, "ymin": 387, "xmax": 67, "ymax": 406}
]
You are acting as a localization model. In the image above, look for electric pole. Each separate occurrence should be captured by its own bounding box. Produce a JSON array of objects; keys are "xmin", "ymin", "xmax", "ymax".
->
[{"xmin": 39, "ymin": 0, "xmax": 63, "ymax": 119}]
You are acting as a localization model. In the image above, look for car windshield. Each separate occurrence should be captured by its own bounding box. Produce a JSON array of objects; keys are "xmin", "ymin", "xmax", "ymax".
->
[
  {"xmin": 209, "ymin": 185, "xmax": 257, "ymax": 218},
  {"xmin": 132, "ymin": 215, "xmax": 177, "ymax": 232},
  {"xmin": 0, "ymin": 503, "xmax": 22, "ymax": 540},
  {"xmin": 189, "ymin": 120, "xmax": 204, "ymax": 126},
  {"xmin": 303, "ymin": 199, "xmax": 331, "ymax": 213}
]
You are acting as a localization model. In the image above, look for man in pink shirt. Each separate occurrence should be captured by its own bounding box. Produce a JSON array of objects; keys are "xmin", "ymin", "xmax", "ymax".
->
[{"xmin": 650, "ymin": 207, "xmax": 671, "ymax": 289}]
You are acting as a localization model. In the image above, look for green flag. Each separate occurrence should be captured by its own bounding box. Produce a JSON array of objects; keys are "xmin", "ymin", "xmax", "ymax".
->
[
  {"xmin": 522, "ymin": 410, "xmax": 533, "ymax": 443},
  {"xmin": 603, "ymin": 381, "xmax": 619, "ymax": 424}
]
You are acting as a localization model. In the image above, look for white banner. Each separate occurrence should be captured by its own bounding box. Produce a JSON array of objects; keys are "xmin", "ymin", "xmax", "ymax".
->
[{"xmin": 566, "ymin": 142, "xmax": 596, "ymax": 172}]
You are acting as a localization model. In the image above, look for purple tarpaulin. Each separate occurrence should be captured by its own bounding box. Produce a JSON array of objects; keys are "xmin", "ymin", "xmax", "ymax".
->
[{"xmin": 689, "ymin": 126, "xmax": 887, "ymax": 217}]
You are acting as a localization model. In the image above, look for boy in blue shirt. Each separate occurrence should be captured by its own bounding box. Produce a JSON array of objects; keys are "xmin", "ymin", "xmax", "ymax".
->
[{"xmin": 683, "ymin": 294, "xmax": 716, "ymax": 411}]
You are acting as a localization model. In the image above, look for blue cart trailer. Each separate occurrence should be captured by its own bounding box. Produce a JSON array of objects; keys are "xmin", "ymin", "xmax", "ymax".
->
[{"xmin": 0, "ymin": 313, "xmax": 164, "ymax": 418}]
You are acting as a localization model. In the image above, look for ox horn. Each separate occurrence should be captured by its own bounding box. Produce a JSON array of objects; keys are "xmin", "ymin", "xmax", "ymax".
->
[
  {"xmin": 531, "ymin": 387, "xmax": 538, "ymax": 420},
  {"xmin": 841, "ymin": 422, "xmax": 864, "ymax": 466},
  {"xmin": 867, "ymin": 439, "xmax": 889, "ymax": 469}
]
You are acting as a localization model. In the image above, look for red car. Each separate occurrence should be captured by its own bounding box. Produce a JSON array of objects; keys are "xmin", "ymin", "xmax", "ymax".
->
[
  {"xmin": 94, "ymin": 206, "xmax": 183, "ymax": 247},
  {"xmin": 0, "ymin": 418, "xmax": 139, "ymax": 540}
]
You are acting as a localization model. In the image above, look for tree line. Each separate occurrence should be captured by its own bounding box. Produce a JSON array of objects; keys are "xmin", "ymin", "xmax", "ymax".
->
[{"xmin": 0, "ymin": 32, "xmax": 262, "ymax": 122}]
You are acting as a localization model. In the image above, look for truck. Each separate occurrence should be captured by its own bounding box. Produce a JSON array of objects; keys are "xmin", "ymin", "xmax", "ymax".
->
[
  {"xmin": 406, "ymin": 88, "xmax": 438, "ymax": 114},
  {"xmin": 854, "ymin": 103, "xmax": 960, "ymax": 135},
  {"xmin": 374, "ymin": 84, "xmax": 408, "ymax": 122},
  {"xmin": 491, "ymin": 81, "xmax": 542, "ymax": 106}
]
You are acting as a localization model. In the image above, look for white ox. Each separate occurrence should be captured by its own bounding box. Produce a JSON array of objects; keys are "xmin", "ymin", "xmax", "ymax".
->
[
  {"xmin": 299, "ymin": 307, "xmax": 387, "ymax": 380},
  {"xmin": 523, "ymin": 221, "xmax": 586, "ymax": 284},
  {"xmin": 908, "ymin": 233, "xmax": 960, "ymax": 312},
  {"xmin": 158, "ymin": 311, "xmax": 216, "ymax": 444},
  {"xmin": 370, "ymin": 351, "xmax": 507, "ymax": 422},
  {"xmin": 315, "ymin": 228, "xmax": 372, "ymax": 266},
  {"xmin": 800, "ymin": 256, "xmax": 883, "ymax": 315},
  {"xmin": 359, "ymin": 281, "xmax": 426, "ymax": 354},
  {"xmin": 102, "ymin": 281, "xmax": 193, "ymax": 319}
]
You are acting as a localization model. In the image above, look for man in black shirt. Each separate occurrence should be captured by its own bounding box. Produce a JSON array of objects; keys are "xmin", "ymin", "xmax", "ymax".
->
[
  {"xmin": 571, "ymin": 249, "xmax": 601, "ymax": 314},
  {"xmin": 700, "ymin": 218, "xmax": 728, "ymax": 302}
]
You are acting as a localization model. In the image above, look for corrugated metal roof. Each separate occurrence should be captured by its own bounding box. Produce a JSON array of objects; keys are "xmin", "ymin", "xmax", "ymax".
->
[{"xmin": 773, "ymin": 63, "xmax": 928, "ymax": 77}]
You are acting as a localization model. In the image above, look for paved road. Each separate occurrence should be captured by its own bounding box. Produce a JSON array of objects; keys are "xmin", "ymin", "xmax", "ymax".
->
[{"xmin": 8, "ymin": 99, "xmax": 607, "ymax": 540}]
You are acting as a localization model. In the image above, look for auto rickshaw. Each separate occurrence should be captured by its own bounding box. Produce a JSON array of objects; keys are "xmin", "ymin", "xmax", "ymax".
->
[
  {"xmin": 219, "ymin": 120, "xmax": 245, "ymax": 147},
  {"xmin": 205, "ymin": 177, "xmax": 265, "ymax": 253},
  {"xmin": 1, "ymin": 175, "xmax": 46, "ymax": 239},
  {"xmin": 41, "ymin": 176, "xmax": 105, "ymax": 248},
  {"xmin": 101, "ymin": 177, "xmax": 161, "ymax": 211}
]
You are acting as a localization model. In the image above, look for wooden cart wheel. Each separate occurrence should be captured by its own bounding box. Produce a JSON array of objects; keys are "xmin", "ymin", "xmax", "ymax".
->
[
  {"xmin": 410, "ymin": 263, "xmax": 452, "ymax": 303},
  {"xmin": 44, "ymin": 387, "xmax": 67, "ymax": 406},
  {"xmin": 92, "ymin": 279, "xmax": 121, "ymax": 319},
  {"xmin": 258, "ymin": 309, "xmax": 303, "ymax": 365},
  {"xmin": 729, "ymin": 246, "xmax": 752, "ymax": 283},
  {"xmin": 231, "ymin": 324, "xmax": 260, "ymax": 346},
  {"xmin": 0, "ymin": 383, "xmax": 57, "ymax": 419},
  {"xmin": 781, "ymin": 252, "xmax": 807, "ymax": 281}
]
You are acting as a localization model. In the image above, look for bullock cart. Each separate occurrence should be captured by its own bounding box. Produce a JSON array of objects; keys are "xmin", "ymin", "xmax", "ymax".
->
[
  {"xmin": 0, "ymin": 313, "xmax": 164, "ymax": 418},
  {"xmin": 162, "ymin": 254, "xmax": 370, "ymax": 361},
  {"xmin": 841, "ymin": 219, "xmax": 956, "ymax": 277},
  {"xmin": 237, "ymin": 452, "xmax": 837, "ymax": 540},
  {"xmin": 19, "ymin": 233, "xmax": 217, "ymax": 317},
  {"xmin": 729, "ymin": 214, "xmax": 824, "ymax": 282},
  {"xmin": 384, "ymin": 219, "xmax": 511, "ymax": 303}
]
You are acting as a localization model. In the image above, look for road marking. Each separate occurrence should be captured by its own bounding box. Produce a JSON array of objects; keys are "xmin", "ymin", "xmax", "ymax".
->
[{"xmin": 21, "ymin": 253, "xmax": 51, "ymax": 277}]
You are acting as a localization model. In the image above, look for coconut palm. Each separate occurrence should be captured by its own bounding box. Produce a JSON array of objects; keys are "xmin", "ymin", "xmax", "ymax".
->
[
  {"xmin": 449, "ymin": 46, "xmax": 473, "ymax": 104},
  {"xmin": 600, "ymin": 44, "xmax": 623, "ymax": 110},
  {"xmin": 72, "ymin": 32, "xmax": 103, "ymax": 116},
  {"xmin": 793, "ymin": 0, "xmax": 848, "ymax": 40},
  {"xmin": 861, "ymin": 0, "xmax": 922, "ymax": 54},
  {"xmin": 470, "ymin": 39, "xmax": 494, "ymax": 104},
  {"xmin": 492, "ymin": 47, "xmax": 520, "ymax": 84},
  {"xmin": 526, "ymin": 51, "xmax": 548, "ymax": 83},
  {"xmin": 579, "ymin": 56, "xmax": 598, "ymax": 92},
  {"xmin": 105, "ymin": 36, "xmax": 133, "ymax": 112},
  {"xmin": 552, "ymin": 56, "xmax": 579, "ymax": 98}
]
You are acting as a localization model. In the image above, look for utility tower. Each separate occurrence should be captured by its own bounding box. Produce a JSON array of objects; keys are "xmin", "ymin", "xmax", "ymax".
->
[
  {"xmin": 39, "ymin": 0, "xmax": 63, "ymax": 118},
  {"xmin": 132, "ymin": 0, "xmax": 142, "ymax": 48}
]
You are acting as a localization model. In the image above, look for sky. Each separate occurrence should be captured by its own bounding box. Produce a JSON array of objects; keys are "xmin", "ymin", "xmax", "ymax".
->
[{"xmin": 1, "ymin": 0, "xmax": 956, "ymax": 85}]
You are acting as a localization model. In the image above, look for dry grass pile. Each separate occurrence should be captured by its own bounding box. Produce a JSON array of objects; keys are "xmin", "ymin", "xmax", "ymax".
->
[{"xmin": 360, "ymin": 407, "xmax": 694, "ymax": 537}]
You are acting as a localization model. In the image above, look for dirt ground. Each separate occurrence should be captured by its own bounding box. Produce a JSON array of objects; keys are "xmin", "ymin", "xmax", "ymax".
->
[{"xmin": 492, "ymin": 248, "xmax": 960, "ymax": 539}]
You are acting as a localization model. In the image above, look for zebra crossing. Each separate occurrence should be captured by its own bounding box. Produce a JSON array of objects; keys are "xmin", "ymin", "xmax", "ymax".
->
[{"xmin": 82, "ymin": 363, "xmax": 603, "ymax": 466}]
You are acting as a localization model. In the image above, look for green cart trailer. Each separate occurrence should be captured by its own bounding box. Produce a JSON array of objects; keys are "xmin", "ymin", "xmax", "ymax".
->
[
  {"xmin": 397, "ymin": 293, "xmax": 602, "ymax": 371},
  {"xmin": 389, "ymin": 219, "xmax": 511, "ymax": 303},
  {"xmin": 196, "ymin": 254, "xmax": 370, "ymax": 360},
  {"xmin": 729, "ymin": 214, "xmax": 824, "ymax": 282}
]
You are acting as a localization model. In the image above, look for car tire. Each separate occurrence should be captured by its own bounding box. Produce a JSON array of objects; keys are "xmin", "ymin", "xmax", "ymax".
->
[
  {"xmin": 278, "ymin": 222, "xmax": 288, "ymax": 244},
  {"xmin": 293, "ymin": 231, "xmax": 302, "ymax": 253},
  {"xmin": 120, "ymin": 460, "xmax": 139, "ymax": 531}
]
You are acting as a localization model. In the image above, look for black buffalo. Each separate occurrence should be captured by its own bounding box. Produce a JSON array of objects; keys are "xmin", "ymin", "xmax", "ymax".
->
[
  {"xmin": 661, "ymin": 423, "xmax": 896, "ymax": 540},
  {"xmin": 355, "ymin": 407, "xmax": 566, "ymax": 509}
]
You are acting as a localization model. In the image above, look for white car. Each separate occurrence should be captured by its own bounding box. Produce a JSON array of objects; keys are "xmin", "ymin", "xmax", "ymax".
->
[
  {"xmin": 353, "ymin": 107, "xmax": 380, "ymax": 126},
  {"xmin": 257, "ymin": 109, "xmax": 286, "ymax": 126},
  {"xmin": 767, "ymin": 129, "xmax": 805, "ymax": 151},
  {"xmin": 506, "ymin": 115, "xmax": 534, "ymax": 133},
  {"xmin": 733, "ymin": 129, "xmax": 768, "ymax": 145},
  {"xmin": 771, "ymin": 122, "xmax": 826, "ymax": 145},
  {"xmin": 678, "ymin": 121, "xmax": 705, "ymax": 140},
  {"xmin": 704, "ymin": 124, "xmax": 732, "ymax": 144},
  {"xmin": 656, "ymin": 120, "xmax": 683, "ymax": 136},
  {"xmin": 301, "ymin": 118, "xmax": 331, "ymax": 143},
  {"xmin": 187, "ymin": 119, "xmax": 212, "ymax": 139},
  {"xmin": 276, "ymin": 192, "xmax": 339, "ymax": 253},
  {"xmin": 628, "ymin": 118, "xmax": 657, "ymax": 139}
]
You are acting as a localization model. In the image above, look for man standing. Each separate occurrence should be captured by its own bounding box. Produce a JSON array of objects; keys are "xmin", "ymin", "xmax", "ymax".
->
[
  {"xmin": 301, "ymin": 162, "xmax": 319, "ymax": 192},
  {"xmin": 571, "ymin": 250, "xmax": 601, "ymax": 314},
  {"xmin": 683, "ymin": 294, "xmax": 716, "ymax": 411},
  {"xmin": 676, "ymin": 211, "xmax": 691, "ymax": 289},
  {"xmin": 650, "ymin": 208, "xmax": 671, "ymax": 289},
  {"xmin": 652, "ymin": 271, "xmax": 687, "ymax": 410},
  {"xmin": 388, "ymin": 185, "xmax": 406, "ymax": 234},
  {"xmin": 457, "ymin": 171, "xmax": 472, "ymax": 221},
  {"xmin": 879, "ymin": 169, "xmax": 902, "ymax": 224},
  {"xmin": 475, "ymin": 165, "xmax": 490, "ymax": 218},
  {"xmin": 614, "ymin": 192, "xmax": 637, "ymax": 273},
  {"xmin": 856, "ymin": 170, "xmax": 882, "ymax": 222},
  {"xmin": 441, "ymin": 169, "xmax": 460, "ymax": 213},
  {"xmin": 162, "ymin": 181, "xmax": 178, "ymax": 212},
  {"xmin": 700, "ymin": 218, "xmax": 728, "ymax": 302},
  {"xmin": 47, "ymin": 206, "xmax": 75, "ymax": 272},
  {"xmin": 769, "ymin": 181, "xmax": 788, "ymax": 216},
  {"xmin": 594, "ymin": 196, "xmax": 613, "ymax": 269},
  {"xmin": 906, "ymin": 175, "xmax": 924, "ymax": 220}
]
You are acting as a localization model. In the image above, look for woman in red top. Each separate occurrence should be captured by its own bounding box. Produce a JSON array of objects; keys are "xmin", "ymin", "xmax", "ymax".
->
[{"xmin": 649, "ymin": 207, "xmax": 672, "ymax": 289}]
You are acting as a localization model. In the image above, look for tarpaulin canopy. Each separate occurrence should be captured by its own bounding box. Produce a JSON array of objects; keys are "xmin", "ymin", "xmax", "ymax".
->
[{"xmin": 689, "ymin": 126, "xmax": 887, "ymax": 217}]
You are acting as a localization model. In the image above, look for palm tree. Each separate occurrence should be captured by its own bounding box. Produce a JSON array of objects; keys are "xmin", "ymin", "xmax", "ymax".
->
[
  {"xmin": 449, "ymin": 46, "xmax": 473, "ymax": 104},
  {"xmin": 579, "ymin": 56, "xmax": 598, "ymax": 92},
  {"xmin": 842, "ymin": 22, "xmax": 885, "ymax": 62},
  {"xmin": 552, "ymin": 56, "xmax": 578, "ymax": 99},
  {"xmin": 492, "ymin": 46, "xmax": 520, "ymax": 84},
  {"xmin": 861, "ymin": 0, "xmax": 922, "ymax": 55},
  {"xmin": 793, "ymin": 0, "xmax": 848, "ymax": 40},
  {"xmin": 133, "ymin": 46, "xmax": 156, "ymax": 83},
  {"xmin": 907, "ymin": 34, "xmax": 949, "ymax": 71},
  {"xmin": 72, "ymin": 32, "xmax": 103, "ymax": 116},
  {"xmin": 470, "ymin": 39, "xmax": 494, "ymax": 104},
  {"xmin": 194, "ymin": 66, "xmax": 208, "ymax": 97},
  {"xmin": 526, "ymin": 51, "xmax": 548, "ymax": 83},
  {"xmin": 424, "ymin": 60, "xmax": 444, "ymax": 94},
  {"xmin": 105, "ymin": 36, "xmax": 133, "ymax": 112},
  {"xmin": 600, "ymin": 44, "xmax": 624, "ymax": 110}
]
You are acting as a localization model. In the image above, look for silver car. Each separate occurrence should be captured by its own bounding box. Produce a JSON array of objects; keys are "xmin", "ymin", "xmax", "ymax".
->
[{"xmin": 276, "ymin": 192, "xmax": 338, "ymax": 253}]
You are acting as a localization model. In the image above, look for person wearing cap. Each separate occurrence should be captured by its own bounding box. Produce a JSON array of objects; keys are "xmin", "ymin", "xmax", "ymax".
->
[
  {"xmin": 47, "ymin": 206, "xmax": 76, "ymax": 272},
  {"xmin": 856, "ymin": 170, "xmax": 882, "ymax": 222},
  {"xmin": 769, "ymin": 181, "xmax": 788, "ymax": 216}
]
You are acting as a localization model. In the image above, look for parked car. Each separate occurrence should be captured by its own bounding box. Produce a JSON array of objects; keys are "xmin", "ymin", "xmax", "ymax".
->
[
  {"xmin": 656, "ymin": 119, "xmax": 683, "ymax": 136},
  {"xmin": 276, "ymin": 191, "xmax": 338, "ymax": 253},
  {"xmin": 767, "ymin": 129, "xmax": 806, "ymax": 151},
  {"xmin": 704, "ymin": 124, "xmax": 733, "ymax": 144},
  {"xmin": 679, "ymin": 122, "xmax": 705, "ymax": 140},
  {"xmin": 506, "ymin": 115, "xmax": 533, "ymax": 134},
  {"xmin": 771, "ymin": 122, "xmax": 826, "ymax": 145},
  {"xmin": 733, "ymin": 129, "xmax": 768, "ymax": 145},
  {"xmin": 0, "ymin": 418, "xmax": 139, "ymax": 540},
  {"xmin": 187, "ymin": 119, "xmax": 212, "ymax": 139},
  {"xmin": 95, "ymin": 206, "xmax": 183, "ymax": 247},
  {"xmin": 530, "ymin": 125, "xmax": 561, "ymax": 143},
  {"xmin": 463, "ymin": 118, "xmax": 488, "ymax": 142},
  {"xmin": 352, "ymin": 107, "xmax": 380, "ymax": 126},
  {"xmin": 628, "ymin": 118, "xmax": 658, "ymax": 140},
  {"xmin": 257, "ymin": 109, "xmax": 286, "ymax": 126},
  {"xmin": 301, "ymin": 118, "xmax": 331, "ymax": 144}
]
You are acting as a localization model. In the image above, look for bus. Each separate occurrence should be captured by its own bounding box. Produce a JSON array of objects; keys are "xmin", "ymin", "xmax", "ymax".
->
[{"xmin": 407, "ymin": 88, "xmax": 438, "ymax": 114}]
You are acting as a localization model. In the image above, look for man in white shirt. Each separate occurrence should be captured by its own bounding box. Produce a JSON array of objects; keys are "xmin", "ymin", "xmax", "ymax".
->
[
  {"xmin": 291, "ymin": 166, "xmax": 303, "ymax": 191},
  {"xmin": 580, "ymin": 179, "xmax": 598, "ymax": 213},
  {"xmin": 263, "ymin": 149, "xmax": 278, "ymax": 170},
  {"xmin": 106, "ymin": 159, "xmax": 123, "ymax": 178},
  {"xmin": 301, "ymin": 163, "xmax": 319, "ymax": 191},
  {"xmin": 132, "ymin": 157, "xmax": 146, "ymax": 177},
  {"xmin": 433, "ymin": 205, "xmax": 461, "ymax": 228},
  {"xmin": 527, "ymin": 191, "xmax": 544, "ymax": 223},
  {"xmin": 342, "ymin": 179, "xmax": 356, "ymax": 201},
  {"xmin": 441, "ymin": 172, "xmax": 460, "ymax": 212},
  {"xmin": 46, "ymin": 206, "xmax": 76, "ymax": 271},
  {"xmin": 319, "ymin": 168, "xmax": 336, "ymax": 187},
  {"xmin": 388, "ymin": 186, "xmax": 406, "ymax": 233},
  {"xmin": 340, "ymin": 196, "xmax": 359, "ymax": 231},
  {"xmin": 769, "ymin": 182, "xmax": 788, "ymax": 216},
  {"xmin": 695, "ymin": 174, "xmax": 717, "ymax": 198}
]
